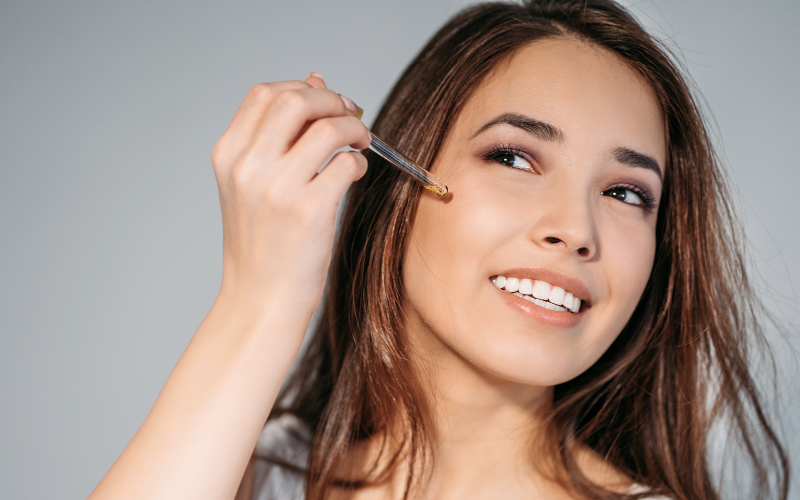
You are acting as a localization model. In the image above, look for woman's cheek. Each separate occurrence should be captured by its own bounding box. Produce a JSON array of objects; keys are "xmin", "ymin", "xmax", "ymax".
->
[
  {"xmin": 605, "ymin": 218, "xmax": 656, "ymax": 318},
  {"xmin": 441, "ymin": 169, "xmax": 526, "ymax": 246}
]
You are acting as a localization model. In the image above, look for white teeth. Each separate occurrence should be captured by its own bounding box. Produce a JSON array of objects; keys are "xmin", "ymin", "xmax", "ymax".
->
[
  {"xmin": 563, "ymin": 292, "xmax": 574, "ymax": 310},
  {"xmin": 495, "ymin": 275, "xmax": 583, "ymax": 314},
  {"xmin": 532, "ymin": 296, "xmax": 569, "ymax": 312},
  {"xmin": 549, "ymin": 286, "xmax": 565, "ymax": 306},
  {"xmin": 532, "ymin": 280, "xmax": 551, "ymax": 300}
]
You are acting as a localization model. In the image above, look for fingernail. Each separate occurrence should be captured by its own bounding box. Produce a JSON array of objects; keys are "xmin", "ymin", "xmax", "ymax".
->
[
  {"xmin": 307, "ymin": 71, "xmax": 323, "ymax": 80},
  {"xmin": 340, "ymin": 94, "xmax": 358, "ymax": 114}
]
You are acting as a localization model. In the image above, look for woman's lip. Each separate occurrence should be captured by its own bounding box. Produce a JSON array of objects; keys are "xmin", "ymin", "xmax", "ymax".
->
[
  {"xmin": 492, "ymin": 267, "xmax": 592, "ymax": 305},
  {"xmin": 494, "ymin": 285, "xmax": 586, "ymax": 327}
]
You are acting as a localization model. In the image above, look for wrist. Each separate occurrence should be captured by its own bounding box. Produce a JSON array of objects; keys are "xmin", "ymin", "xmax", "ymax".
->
[{"xmin": 205, "ymin": 286, "xmax": 314, "ymax": 350}]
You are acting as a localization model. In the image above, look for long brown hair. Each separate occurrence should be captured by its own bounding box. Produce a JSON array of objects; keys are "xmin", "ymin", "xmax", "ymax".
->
[{"xmin": 265, "ymin": 1, "xmax": 791, "ymax": 499}]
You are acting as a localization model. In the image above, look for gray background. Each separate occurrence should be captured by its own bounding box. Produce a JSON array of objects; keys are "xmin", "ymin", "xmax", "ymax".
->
[{"xmin": 1, "ymin": 1, "xmax": 797, "ymax": 498}]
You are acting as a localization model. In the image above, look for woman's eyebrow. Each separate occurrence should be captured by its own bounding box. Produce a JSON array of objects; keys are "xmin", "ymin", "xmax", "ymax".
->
[
  {"xmin": 470, "ymin": 113, "xmax": 663, "ymax": 181},
  {"xmin": 612, "ymin": 147, "xmax": 663, "ymax": 182},
  {"xmin": 469, "ymin": 112, "xmax": 565, "ymax": 143}
]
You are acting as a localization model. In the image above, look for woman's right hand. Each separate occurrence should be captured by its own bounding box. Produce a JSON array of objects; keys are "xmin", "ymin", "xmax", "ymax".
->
[
  {"xmin": 210, "ymin": 73, "xmax": 370, "ymax": 320},
  {"xmin": 87, "ymin": 75, "xmax": 370, "ymax": 500}
]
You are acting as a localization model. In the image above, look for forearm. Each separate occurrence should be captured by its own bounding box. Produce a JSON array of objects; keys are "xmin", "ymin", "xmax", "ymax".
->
[
  {"xmin": 88, "ymin": 73, "xmax": 369, "ymax": 500},
  {"xmin": 88, "ymin": 294, "xmax": 310, "ymax": 500}
]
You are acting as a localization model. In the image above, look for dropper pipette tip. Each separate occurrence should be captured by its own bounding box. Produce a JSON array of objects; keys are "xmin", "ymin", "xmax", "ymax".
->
[{"xmin": 367, "ymin": 134, "xmax": 449, "ymax": 197}]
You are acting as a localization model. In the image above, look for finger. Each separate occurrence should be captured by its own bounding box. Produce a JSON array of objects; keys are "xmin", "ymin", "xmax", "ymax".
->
[
  {"xmin": 254, "ymin": 87, "xmax": 359, "ymax": 155},
  {"xmin": 294, "ymin": 73, "xmax": 327, "ymax": 142},
  {"xmin": 309, "ymin": 150, "xmax": 369, "ymax": 206},
  {"xmin": 213, "ymin": 80, "xmax": 310, "ymax": 168},
  {"xmin": 305, "ymin": 71, "xmax": 327, "ymax": 89},
  {"xmin": 283, "ymin": 115, "xmax": 371, "ymax": 181}
]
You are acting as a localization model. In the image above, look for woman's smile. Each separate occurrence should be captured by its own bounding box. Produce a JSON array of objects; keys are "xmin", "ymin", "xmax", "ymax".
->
[
  {"xmin": 493, "ymin": 270, "xmax": 591, "ymax": 313},
  {"xmin": 489, "ymin": 268, "xmax": 592, "ymax": 328},
  {"xmin": 495, "ymin": 276, "xmax": 581, "ymax": 314}
]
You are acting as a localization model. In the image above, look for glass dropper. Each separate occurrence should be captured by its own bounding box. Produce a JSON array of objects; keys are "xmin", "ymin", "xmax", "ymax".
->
[{"xmin": 355, "ymin": 106, "xmax": 449, "ymax": 197}]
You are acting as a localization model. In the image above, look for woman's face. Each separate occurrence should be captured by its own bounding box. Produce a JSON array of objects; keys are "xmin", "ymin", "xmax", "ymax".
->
[{"xmin": 402, "ymin": 38, "xmax": 666, "ymax": 387}]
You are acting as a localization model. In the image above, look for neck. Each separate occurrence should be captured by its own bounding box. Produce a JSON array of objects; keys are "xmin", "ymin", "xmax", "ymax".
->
[
  {"xmin": 400, "ymin": 316, "xmax": 558, "ymax": 499},
  {"xmin": 419, "ymin": 332, "xmax": 551, "ymax": 446}
]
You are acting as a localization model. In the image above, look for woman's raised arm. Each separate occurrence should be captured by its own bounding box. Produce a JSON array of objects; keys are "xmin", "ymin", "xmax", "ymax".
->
[{"xmin": 88, "ymin": 73, "xmax": 370, "ymax": 500}]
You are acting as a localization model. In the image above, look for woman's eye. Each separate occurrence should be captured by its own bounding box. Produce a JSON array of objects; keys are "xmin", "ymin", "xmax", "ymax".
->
[
  {"xmin": 493, "ymin": 152, "xmax": 532, "ymax": 171},
  {"xmin": 602, "ymin": 186, "xmax": 643, "ymax": 206}
]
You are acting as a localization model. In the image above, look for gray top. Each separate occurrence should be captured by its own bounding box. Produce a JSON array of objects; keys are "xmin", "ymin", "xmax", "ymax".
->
[
  {"xmin": 251, "ymin": 414, "xmax": 309, "ymax": 500},
  {"xmin": 251, "ymin": 414, "xmax": 671, "ymax": 500}
]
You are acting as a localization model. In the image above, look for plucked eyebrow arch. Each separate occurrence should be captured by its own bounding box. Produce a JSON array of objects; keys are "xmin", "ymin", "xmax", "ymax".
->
[
  {"xmin": 612, "ymin": 147, "xmax": 663, "ymax": 182},
  {"xmin": 470, "ymin": 112, "xmax": 565, "ymax": 143}
]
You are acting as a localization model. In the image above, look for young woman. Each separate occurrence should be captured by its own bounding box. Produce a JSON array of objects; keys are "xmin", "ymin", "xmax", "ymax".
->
[{"xmin": 88, "ymin": 1, "xmax": 790, "ymax": 499}]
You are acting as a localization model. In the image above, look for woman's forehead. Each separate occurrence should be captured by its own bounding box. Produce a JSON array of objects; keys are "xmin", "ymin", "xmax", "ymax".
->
[{"xmin": 456, "ymin": 38, "xmax": 667, "ymax": 171}]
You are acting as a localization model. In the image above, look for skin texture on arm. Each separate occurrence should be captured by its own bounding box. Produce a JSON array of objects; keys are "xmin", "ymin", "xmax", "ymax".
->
[{"xmin": 87, "ymin": 73, "xmax": 370, "ymax": 500}]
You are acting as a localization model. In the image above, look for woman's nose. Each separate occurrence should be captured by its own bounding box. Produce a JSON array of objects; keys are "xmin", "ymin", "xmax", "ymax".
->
[{"xmin": 528, "ymin": 189, "xmax": 598, "ymax": 260}]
